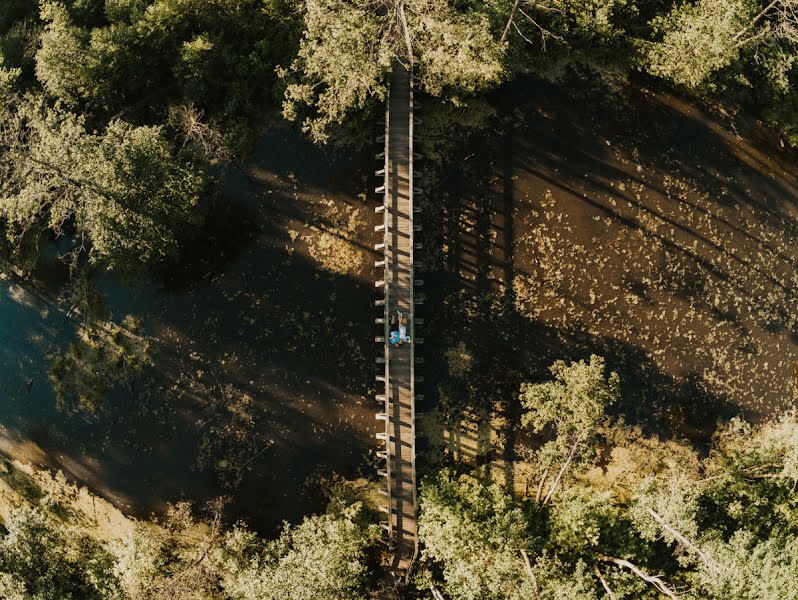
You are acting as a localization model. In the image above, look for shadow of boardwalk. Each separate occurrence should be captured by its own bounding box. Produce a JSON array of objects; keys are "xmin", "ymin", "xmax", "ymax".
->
[{"xmin": 421, "ymin": 72, "xmax": 797, "ymax": 485}]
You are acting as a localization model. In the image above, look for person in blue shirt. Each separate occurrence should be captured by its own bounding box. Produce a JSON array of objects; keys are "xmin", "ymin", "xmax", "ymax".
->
[
  {"xmin": 389, "ymin": 311, "xmax": 410, "ymax": 346},
  {"xmin": 389, "ymin": 312, "xmax": 401, "ymax": 346}
]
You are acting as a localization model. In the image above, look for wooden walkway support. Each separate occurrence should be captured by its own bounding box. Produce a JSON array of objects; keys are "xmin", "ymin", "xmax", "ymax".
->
[{"xmin": 375, "ymin": 57, "xmax": 418, "ymax": 582}]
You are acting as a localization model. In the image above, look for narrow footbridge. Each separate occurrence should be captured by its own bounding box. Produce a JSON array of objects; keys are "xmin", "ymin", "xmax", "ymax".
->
[{"xmin": 375, "ymin": 57, "xmax": 420, "ymax": 582}]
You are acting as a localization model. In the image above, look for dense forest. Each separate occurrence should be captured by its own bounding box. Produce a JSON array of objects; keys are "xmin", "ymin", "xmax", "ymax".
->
[
  {"xmin": 2, "ymin": 0, "xmax": 798, "ymax": 598},
  {"xmin": 2, "ymin": 0, "xmax": 797, "ymax": 271},
  {"xmin": 1, "ymin": 358, "xmax": 798, "ymax": 598}
]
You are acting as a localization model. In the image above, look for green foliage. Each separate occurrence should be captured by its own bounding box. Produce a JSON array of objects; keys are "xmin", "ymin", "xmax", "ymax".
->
[
  {"xmin": 111, "ymin": 501, "xmax": 225, "ymax": 599},
  {"xmin": 530, "ymin": 555, "xmax": 599, "ymax": 600},
  {"xmin": 0, "ymin": 507, "xmax": 122, "ymax": 600},
  {"xmin": 521, "ymin": 354, "xmax": 619, "ymax": 438},
  {"xmin": 646, "ymin": 0, "xmax": 756, "ymax": 88},
  {"xmin": 495, "ymin": 0, "xmax": 798, "ymax": 147},
  {"xmin": 0, "ymin": 490, "xmax": 378, "ymax": 600},
  {"xmin": 713, "ymin": 414, "xmax": 798, "ymax": 484},
  {"xmin": 629, "ymin": 412, "xmax": 798, "ymax": 597},
  {"xmin": 418, "ymin": 471, "xmax": 536, "ymax": 600},
  {"xmin": 520, "ymin": 355, "xmax": 619, "ymax": 485},
  {"xmin": 218, "ymin": 502, "xmax": 379, "ymax": 600},
  {"xmin": 0, "ymin": 1, "xmax": 38, "ymax": 85},
  {"xmin": 280, "ymin": 0, "xmax": 509, "ymax": 142},
  {"xmin": 0, "ymin": 573, "xmax": 27, "ymax": 600},
  {"xmin": 421, "ymin": 345, "xmax": 798, "ymax": 599},
  {"xmin": 0, "ymin": 96, "xmax": 204, "ymax": 273},
  {"xmin": 85, "ymin": 120, "xmax": 204, "ymax": 270},
  {"xmin": 700, "ymin": 531, "xmax": 798, "ymax": 599},
  {"xmin": 35, "ymin": 2, "xmax": 93, "ymax": 106},
  {"xmin": 546, "ymin": 485, "xmax": 617, "ymax": 556},
  {"xmin": 409, "ymin": 0, "xmax": 506, "ymax": 103},
  {"xmin": 279, "ymin": 0, "xmax": 392, "ymax": 144},
  {"xmin": 34, "ymin": 0, "xmax": 298, "ymax": 152}
]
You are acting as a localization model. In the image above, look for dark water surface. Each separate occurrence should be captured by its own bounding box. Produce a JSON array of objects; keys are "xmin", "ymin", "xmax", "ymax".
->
[
  {"xmin": 423, "ymin": 74, "xmax": 798, "ymax": 455},
  {"xmin": 0, "ymin": 130, "xmax": 378, "ymax": 531}
]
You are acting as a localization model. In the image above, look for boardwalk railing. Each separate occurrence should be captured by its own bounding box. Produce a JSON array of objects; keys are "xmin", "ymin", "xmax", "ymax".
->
[{"xmin": 375, "ymin": 78, "xmax": 392, "ymax": 542}]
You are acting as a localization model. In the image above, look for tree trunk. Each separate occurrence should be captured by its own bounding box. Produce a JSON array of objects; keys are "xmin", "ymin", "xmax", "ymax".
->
[
  {"xmin": 543, "ymin": 439, "xmax": 579, "ymax": 505},
  {"xmin": 593, "ymin": 563, "xmax": 616, "ymax": 600},
  {"xmin": 520, "ymin": 549, "xmax": 540, "ymax": 598},
  {"xmin": 731, "ymin": 0, "xmax": 781, "ymax": 43},
  {"xmin": 501, "ymin": 0, "xmax": 524, "ymax": 43},
  {"xmin": 430, "ymin": 582, "xmax": 446, "ymax": 600},
  {"xmin": 398, "ymin": 3, "xmax": 414, "ymax": 62},
  {"xmin": 535, "ymin": 466, "xmax": 549, "ymax": 503},
  {"xmin": 646, "ymin": 508, "xmax": 723, "ymax": 574},
  {"xmin": 598, "ymin": 555, "xmax": 678, "ymax": 599}
]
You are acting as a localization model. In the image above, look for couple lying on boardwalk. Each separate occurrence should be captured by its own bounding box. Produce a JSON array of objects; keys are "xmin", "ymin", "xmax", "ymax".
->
[{"xmin": 389, "ymin": 311, "xmax": 411, "ymax": 347}]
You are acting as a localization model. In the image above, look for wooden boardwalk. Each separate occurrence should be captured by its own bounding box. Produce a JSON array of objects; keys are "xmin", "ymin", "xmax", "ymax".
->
[{"xmin": 376, "ymin": 58, "xmax": 418, "ymax": 582}]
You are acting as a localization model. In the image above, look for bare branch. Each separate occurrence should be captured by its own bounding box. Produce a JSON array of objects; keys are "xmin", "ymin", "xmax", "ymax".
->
[
  {"xmin": 519, "ymin": 7, "xmax": 565, "ymax": 50},
  {"xmin": 512, "ymin": 20, "xmax": 539, "ymax": 49},
  {"xmin": 593, "ymin": 563, "xmax": 617, "ymax": 600},
  {"xmin": 543, "ymin": 438, "xmax": 580, "ymax": 505},
  {"xmin": 599, "ymin": 555, "xmax": 678, "ymax": 600},
  {"xmin": 520, "ymin": 549, "xmax": 541, "ymax": 598},
  {"xmin": 398, "ymin": 2, "xmax": 414, "ymax": 64},
  {"xmin": 430, "ymin": 582, "xmax": 446, "ymax": 600},
  {"xmin": 732, "ymin": 0, "xmax": 781, "ymax": 42},
  {"xmin": 646, "ymin": 508, "xmax": 724, "ymax": 574},
  {"xmin": 170, "ymin": 103, "xmax": 228, "ymax": 162},
  {"xmin": 733, "ymin": 0, "xmax": 798, "ymax": 46},
  {"xmin": 501, "ymin": 0, "xmax": 524, "ymax": 44},
  {"xmin": 535, "ymin": 466, "xmax": 549, "ymax": 503}
]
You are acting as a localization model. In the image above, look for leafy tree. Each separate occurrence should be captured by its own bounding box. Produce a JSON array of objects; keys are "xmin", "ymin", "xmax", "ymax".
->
[
  {"xmin": 529, "ymin": 555, "xmax": 599, "ymax": 600},
  {"xmin": 418, "ymin": 471, "xmax": 536, "ymax": 600},
  {"xmin": 35, "ymin": 2, "xmax": 96, "ymax": 108},
  {"xmin": 280, "ymin": 0, "xmax": 509, "ymax": 143},
  {"xmin": 699, "ymin": 532, "xmax": 798, "ymax": 599},
  {"xmin": 218, "ymin": 502, "xmax": 378, "ymax": 600},
  {"xmin": 0, "ymin": 0, "xmax": 38, "ymax": 86},
  {"xmin": 646, "ymin": 0, "xmax": 758, "ymax": 89},
  {"xmin": 546, "ymin": 485, "xmax": 618, "ymax": 557},
  {"xmin": 647, "ymin": 0, "xmax": 798, "ymax": 88},
  {"xmin": 0, "ymin": 507, "xmax": 122, "ymax": 600},
  {"xmin": 279, "ymin": 0, "xmax": 392, "ymax": 144},
  {"xmin": 35, "ymin": 0, "xmax": 297, "ymax": 153},
  {"xmin": 630, "ymin": 413, "xmax": 798, "ymax": 598},
  {"xmin": 417, "ymin": 470, "xmax": 662, "ymax": 600},
  {"xmin": 407, "ymin": 0, "xmax": 506, "ymax": 103},
  {"xmin": 0, "ymin": 95, "xmax": 205, "ymax": 273},
  {"xmin": 112, "ymin": 500, "xmax": 226, "ymax": 600},
  {"xmin": 0, "ymin": 573, "xmax": 27, "ymax": 600},
  {"xmin": 520, "ymin": 355, "xmax": 620, "ymax": 504}
]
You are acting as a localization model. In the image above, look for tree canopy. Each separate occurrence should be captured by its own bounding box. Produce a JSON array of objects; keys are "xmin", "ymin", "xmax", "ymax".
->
[
  {"xmin": 0, "ymin": 95, "xmax": 204, "ymax": 272},
  {"xmin": 417, "ymin": 357, "xmax": 798, "ymax": 600}
]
